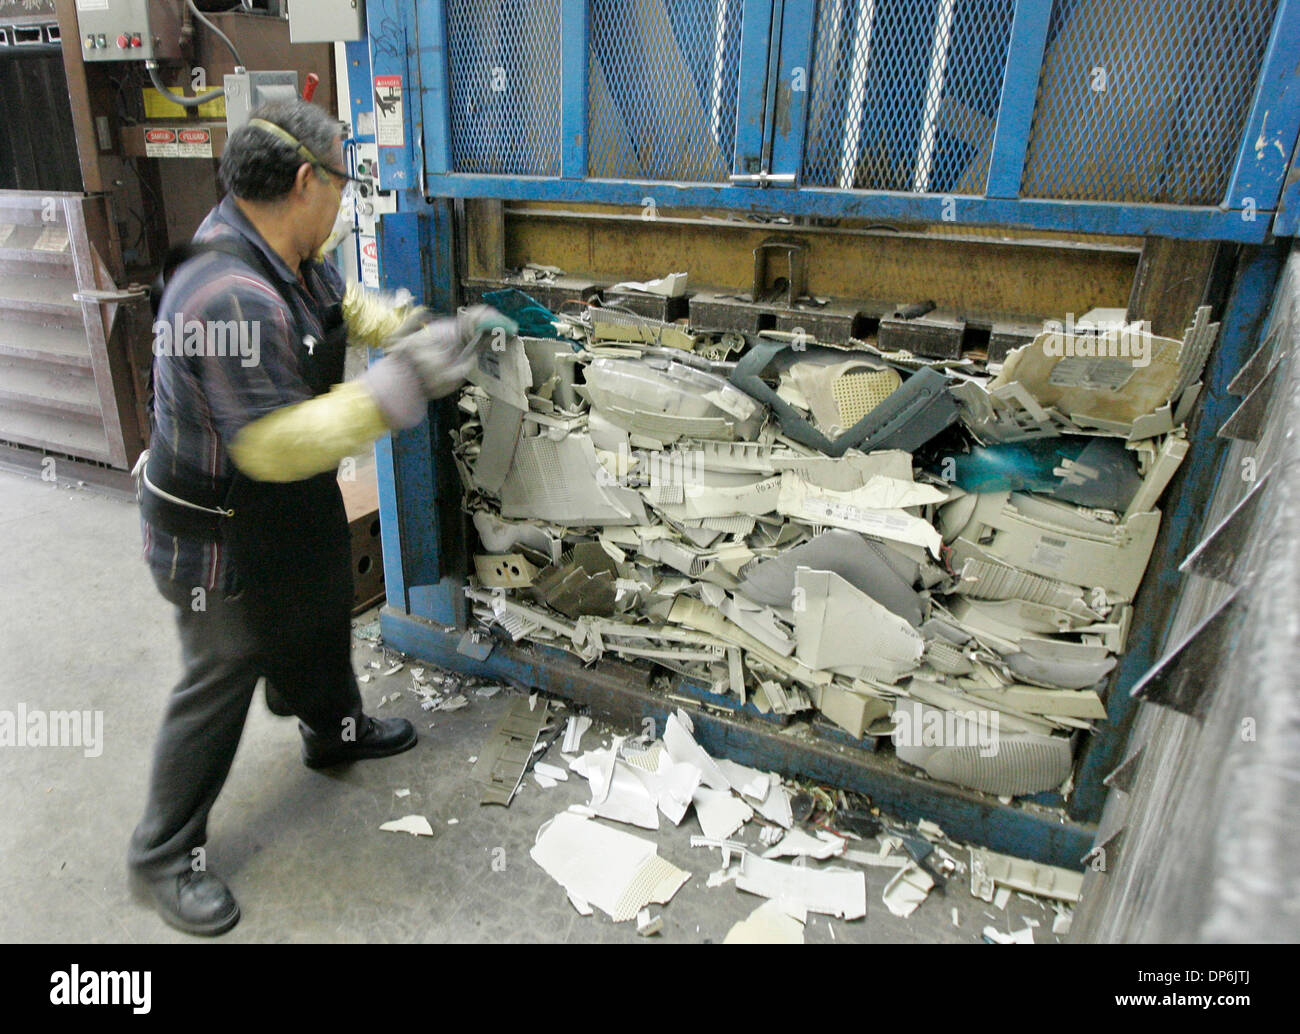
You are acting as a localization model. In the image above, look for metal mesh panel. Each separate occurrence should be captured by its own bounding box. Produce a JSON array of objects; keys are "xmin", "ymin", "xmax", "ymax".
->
[
  {"xmin": 802, "ymin": 0, "xmax": 1016, "ymax": 193},
  {"xmin": 588, "ymin": 0, "xmax": 743, "ymax": 181},
  {"xmin": 446, "ymin": 0, "xmax": 562, "ymax": 176},
  {"xmin": 1021, "ymin": 0, "xmax": 1280, "ymax": 204}
]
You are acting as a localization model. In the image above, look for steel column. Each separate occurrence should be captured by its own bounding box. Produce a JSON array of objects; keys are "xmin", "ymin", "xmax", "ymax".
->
[
  {"xmin": 367, "ymin": 0, "xmax": 421, "ymax": 190},
  {"xmin": 732, "ymin": 0, "xmax": 777, "ymax": 176},
  {"xmin": 768, "ymin": 0, "xmax": 818, "ymax": 183},
  {"xmin": 415, "ymin": 0, "xmax": 453, "ymax": 176},
  {"xmin": 983, "ymin": 0, "xmax": 1054, "ymax": 199},
  {"xmin": 1224, "ymin": 0, "xmax": 1300, "ymax": 219},
  {"xmin": 560, "ymin": 0, "xmax": 589, "ymax": 178}
]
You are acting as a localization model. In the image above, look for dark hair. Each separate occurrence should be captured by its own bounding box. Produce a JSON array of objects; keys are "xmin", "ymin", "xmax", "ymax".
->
[{"xmin": 219, "ymin": 100, "xmax": 343, "ymax": 202}]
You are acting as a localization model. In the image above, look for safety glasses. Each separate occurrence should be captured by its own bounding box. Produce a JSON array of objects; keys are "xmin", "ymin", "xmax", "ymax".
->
[{"xmin": 247, "ymin": 118, "xmax": 365, "ymax": 187}]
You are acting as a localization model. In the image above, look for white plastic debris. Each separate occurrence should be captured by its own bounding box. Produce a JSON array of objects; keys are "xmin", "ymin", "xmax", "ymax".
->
[
  {"xmin": 561, "ymin": 715, "xmax": 592, "ymax": 754},
  {"xmin": 693, "ymin": 843, "xmax": 865, "ymax": 921},
  {"xmin": 380, "ymin": 815, "xmax": 433, "ymax": 837},
  {"xmin": 531, "ymin": 812, "xmax": 690, "ymax": 923},
  {"xmin": 724, "ymin": 899, "xmax": 805, "ymax": 944},
  {"xmin": 691, "ymin": 786, "xmax": 753, "ymax": 840},
  {"xmin": 844, "ymin": 849, "xmax": 909, "ymax": 869},
  {"xmin": 636, "ymin": 908, "xmax": 664, "ymax": 937},
  {"xmin": 883, "ymin": 863, "xmax": 935, "ymax": 918},
  {"xmin": 984, "ymin": 924, "xmax": 1035, "ymax": 944},
  {"xmin": 662, "ymin": 710, "xmax": 730, "ymax": 791},
  {"xmin": 762, "ymin": 828, "xmax": 846, "ymax": 861},
  {"xmin": 707, "ymin": 867, "xmax": 739, "ymax": 888}
]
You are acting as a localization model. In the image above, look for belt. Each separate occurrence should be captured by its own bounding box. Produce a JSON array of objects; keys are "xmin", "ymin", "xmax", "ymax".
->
[{"xmin": 136, "ymin": 447, "xmax": 236, "ymax": 540}]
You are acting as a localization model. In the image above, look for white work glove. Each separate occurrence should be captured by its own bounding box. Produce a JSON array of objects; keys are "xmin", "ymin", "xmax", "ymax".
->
[{"xmin": 385, "ymin": 305, "xmax": 517, "ymax": 399}]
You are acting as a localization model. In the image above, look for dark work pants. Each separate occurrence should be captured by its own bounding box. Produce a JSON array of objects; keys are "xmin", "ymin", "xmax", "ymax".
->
[{"xmin": 128, "ymin": 573, "xmax": 365, "ymax": 878}]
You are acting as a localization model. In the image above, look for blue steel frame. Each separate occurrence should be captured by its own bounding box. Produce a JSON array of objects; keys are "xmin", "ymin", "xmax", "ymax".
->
[
  {"xmin": 399, "ymin": 0, "xmax": 1300, "ymax": 241},
  {"xmin": 1068, "ymin": 243, "xmax": 1287, "ymax": 821},
  {"xmin": 358, "ymin": 0, "xmax": 1299, "ymax": 865}
]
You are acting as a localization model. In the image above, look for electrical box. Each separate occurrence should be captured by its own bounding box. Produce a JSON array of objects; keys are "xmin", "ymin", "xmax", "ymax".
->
[
  {"xmin": 223, "ymin": 69, "xmax": 299, "ymax": 134},
  {"xmin": 75, "ymin": 0, "xmax": 184, "ymax": 62},
  {"xmin": 286, "ymin": 0, "xmax": 364, "ymax": 43},
  {"xmin": 351, "ymin": 142, "xmax": 397, "ymax": 236}
]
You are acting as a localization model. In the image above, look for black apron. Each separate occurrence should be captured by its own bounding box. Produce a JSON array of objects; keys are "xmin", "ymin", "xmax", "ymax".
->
[{"xmin": 144, "ymin": 240, "xmax": 353, "ymax": 665}]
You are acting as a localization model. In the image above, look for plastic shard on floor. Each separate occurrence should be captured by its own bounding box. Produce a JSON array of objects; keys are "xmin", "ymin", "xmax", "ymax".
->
[
  {"xmin": 691, "ymin": 786, "xmax": 754, "ymax": 840},
  {"xmin": 724, "ymin": 899, "xmax": 806, "ymax": 944},
  {"xmin": 968, "ymin": 846, "xmax": 1084, "ymax": 904},
  {"xmin": 561, "ymin": 715, "xmax": 592, "ymax": 753},
  {"xmin": 473, "ymin": 695, "xmax": 552, "ymax": 806},
  {"xmin": 530, "ymin": 811, "xmax": 690, "ymax": 923},
  {"xmin": 883, "ymin": 862, "xmax": 936, "ymax": 917},
  {"xmin": 762, "ymin": 827, "xmax": 846, "ymax": 860},
  {"xmin": 730, "ymin": 849, "xmax": 867, "ymax": 921},
  {"xmin": 984, "ymin": 925, "xmax": 1035, "ymax": 944},
  {"xmin": 379, "ymin": 815, "xmax": 434, "ymax": 837}
]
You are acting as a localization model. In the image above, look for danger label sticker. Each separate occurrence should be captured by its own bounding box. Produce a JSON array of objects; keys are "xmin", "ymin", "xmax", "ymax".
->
[
  {"xmin": 177, "ymin": 128, "xmax": 212, "ymax": 158},
  {"xmin": 144, "ymin": 127, "xmax": 178, "ymax": 158},
  {"xmin": 374, "ymin": 75, "xmax": 404, "ymax": 148}
]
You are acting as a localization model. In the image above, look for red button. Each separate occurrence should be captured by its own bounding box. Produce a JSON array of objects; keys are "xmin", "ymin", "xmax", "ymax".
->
[
  {"xmin": 116, "ymin": 34, "xmax": 129, "ymax": 48},
  {"xmin": 131, "ymin": 33, "xmax": 141, "ymax": 47}
]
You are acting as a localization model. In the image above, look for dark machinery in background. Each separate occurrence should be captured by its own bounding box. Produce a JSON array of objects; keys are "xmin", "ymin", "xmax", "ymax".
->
[
  {"xmin": 0, "ymin": 0, "xmax": 338, "ymax": 473},
  {"xmin": 0, "ymin": 1, "xmax": 80, "ymax": 192}
]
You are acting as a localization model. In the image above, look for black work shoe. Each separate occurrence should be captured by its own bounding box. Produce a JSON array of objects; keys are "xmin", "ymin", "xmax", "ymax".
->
[
  {"xmin": 129, "ymin": 868, "xmax": 240, "ymax": 937},
  {"xmin": 263, "ymin": 678, "xmax": 294, "ymax": 717},
  {"xmin": 301, "ymin": 715, "xmax": 418, "ymax": 769}
]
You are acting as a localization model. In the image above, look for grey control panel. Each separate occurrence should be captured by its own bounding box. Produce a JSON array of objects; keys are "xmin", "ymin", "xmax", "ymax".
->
[{"xmin": 75, "ymin": 0, "xmax": 183, "ymax": 62}]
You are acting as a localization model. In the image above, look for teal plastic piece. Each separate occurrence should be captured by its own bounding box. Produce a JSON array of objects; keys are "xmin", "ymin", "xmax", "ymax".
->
[
  {"xmin": 939, "ymin": 436, "xmax": 1142, "ymax": 511},
  {"xmin": 482, "ymin": 288, "xmax": 560, "ymax": 339}
]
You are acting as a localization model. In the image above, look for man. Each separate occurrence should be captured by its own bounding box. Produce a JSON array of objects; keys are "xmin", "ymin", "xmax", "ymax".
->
[{"xmin": 129, "ymin": 99, "xmax": 511, "ymax": 936}]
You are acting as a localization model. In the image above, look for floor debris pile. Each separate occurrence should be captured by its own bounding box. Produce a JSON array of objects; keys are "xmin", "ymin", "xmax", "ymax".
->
[
  {"xmin": 452, "ymin": 290, "xmax": 1217, "ymax": 798},
  {"xmin": 354, "ymin": 652, "xmax": 1078, "ymax": 941},
  {"xmin": 519, "ymin": 705, "xmax": 1078, "ymax": 940}
]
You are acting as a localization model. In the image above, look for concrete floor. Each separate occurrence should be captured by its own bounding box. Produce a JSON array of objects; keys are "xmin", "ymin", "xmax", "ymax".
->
[{"xmin": 0, "ymin": 467, "xmax": 1064, "ymax": 943}]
